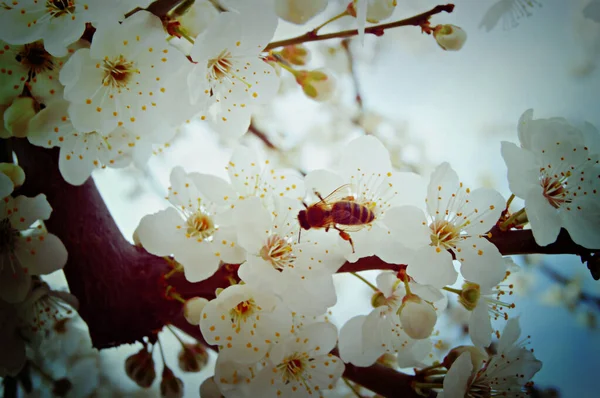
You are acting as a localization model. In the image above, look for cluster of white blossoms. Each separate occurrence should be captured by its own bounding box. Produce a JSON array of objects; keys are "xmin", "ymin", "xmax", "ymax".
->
[
  {"xmin": 7, "ymin": 1, "xmax": 596, "ymax": 396},
  {"xmin": 133, "ymin": 128, "xmax": 553, "ymax": 396},
  {"xmin": 0, "ymin": 1, "xmax": 282, "ymax": 185}
]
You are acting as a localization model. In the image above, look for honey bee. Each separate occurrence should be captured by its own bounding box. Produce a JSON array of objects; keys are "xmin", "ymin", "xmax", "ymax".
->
[{"xmin": 297, "ymin": 185, "xmax": 375, "ymax": 253}]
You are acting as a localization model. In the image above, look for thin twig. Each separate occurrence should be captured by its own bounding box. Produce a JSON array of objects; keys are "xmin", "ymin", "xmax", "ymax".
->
[
  {"xmin": 248, "ymin": 122, "xmax": 278, "ymax": 150},
  {"xmin": 264, "ymin": 4, "xmax": 455, "ymax": 51}
]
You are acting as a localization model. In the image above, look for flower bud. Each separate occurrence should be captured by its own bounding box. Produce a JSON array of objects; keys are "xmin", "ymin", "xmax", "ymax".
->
[
  {"xmin": 176, "ymin": 0, "xmax": 219, "ymax": 38},
  {"xmin": 296, "ymin": 69, "xmax": 336, "ymax": 102},
  {"xmin": 160, "ymin": 367, "xmax": 184, "ymax": 398},
  {"xmin": 178, "ymin": 343, "xmax": 209, "ymax": 373},
  {"xmin": 200, "ymin": 377, "xmax": 224, "ymax": 398},
  {"xmin": 398, "ymin": 295, "xmax": 437, "ymax": 340},
  {"xmin": 0, "ymin": 163, "xmax": 25, "ymax": 189},
  {"xmin": 183, "ymin": 297, "xmax": 209, "ymax": 325},
  {"xmin": 280, "ymin": 45, "xmax": 311, "ymax": 66},
  {"xmin": 443, "ymin": 345, "xmax": 487, "ymax": 370},
  {"xmin": 433, "ymin": 24, "xmax": 467, "ymax": 51},
  {"xmin": 4, "ymin": 97, "xmax": 37, "ymax": 138},
  {"xmin": 274, "ymin": 0, "xmax": 328, "ymax": 25},
  {"xmin": 351, "ymin": 0, "xmax": 397, "ymax": 23},
  {"xmin": 125, "ymin": 347, "xmax": 156, "ymax": 388}
]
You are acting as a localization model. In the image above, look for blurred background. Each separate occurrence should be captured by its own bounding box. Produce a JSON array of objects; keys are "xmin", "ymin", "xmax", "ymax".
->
[{"xmin": 23, "ymin": 0, "xmax": 600, "ymax": 396}]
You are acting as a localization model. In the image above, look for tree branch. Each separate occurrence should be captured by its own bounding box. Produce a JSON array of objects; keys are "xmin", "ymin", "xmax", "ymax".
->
[{"xmin": 264, "ymin": 4, "xmax": 455, "ymax": 51}]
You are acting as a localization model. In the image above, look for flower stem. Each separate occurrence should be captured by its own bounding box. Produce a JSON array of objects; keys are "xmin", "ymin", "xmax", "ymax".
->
[
  {"xmin": 442, "ymin": 286, "xmax": 462, "ymax": 295},
  {"xmin": 499, "ymin": 207, "xmax": 527, "ymax": 231},
  {"xmin": 351, "ymin": 272, "xmax": 378, "ymax": 291},
  {"xmin": 311, "ymin": 10, "xmax": 350, "ymax": 35},
  {"xmin": 343, "ymin": 377, "xmax": 364, "ymax": 398},
  {"xmin": 505, "ymin": 193, "xmax": 516, "ymax": 210},
  {"xmin": 264, "ymin": 4, "xmax": 455, "ymax": 51}
]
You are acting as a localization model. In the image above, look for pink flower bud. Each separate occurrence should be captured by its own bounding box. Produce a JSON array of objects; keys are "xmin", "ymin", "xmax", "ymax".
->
[
  {"xmin": 398, "ymin": 295, "xmax": 437, "ymax": 339},
  {"xmin": 433, "ymin": 24, "xmax": 467, "ymax": 51},
  {"xmin": 177, "ymin": 343, "xmax": 209, "ymax": 373},
  {"xmin": 160, "ymin": 367, "xmax": 184, "ymax": 398},
  {"xmin": 125, "ymin": 347, "xmax": 156, "ymax": 388}
]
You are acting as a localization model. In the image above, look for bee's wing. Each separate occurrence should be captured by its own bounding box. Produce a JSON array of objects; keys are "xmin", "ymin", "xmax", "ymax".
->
[
  {"xmin": 335, "ymin": 224, "xmax": 369, "ymax": 232},
  {"xmin": 315, "ymin": 184, "xmax": 354, "ymax": 204}
]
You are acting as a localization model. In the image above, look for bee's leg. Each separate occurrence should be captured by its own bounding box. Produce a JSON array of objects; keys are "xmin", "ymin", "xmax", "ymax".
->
[
  {"xmin": 314, "ymin": 191, "xmax": 325, "ymax": 201},
  {"xmin": 342, "ymin": 195, "xmax": 355, "ymax": 201},
  {"xmin": 336, "ymin": 228, "xmax": 355, "ymax": 253}
]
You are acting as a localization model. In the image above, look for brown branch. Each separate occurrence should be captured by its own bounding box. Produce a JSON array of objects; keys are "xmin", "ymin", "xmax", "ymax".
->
[
  {"xmin": 247, "ymin": 122, "xmax": 278, "ymax": 151},
  {"xmin": 264, "ymin": 4, "xmax": 455, "ymax": 51},
  {"xmin": 11, "ymin": 139, "xmax": 233, "ymax": 349}
]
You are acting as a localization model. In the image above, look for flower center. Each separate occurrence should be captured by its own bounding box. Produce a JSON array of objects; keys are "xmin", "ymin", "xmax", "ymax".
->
[
  {"xmin": 15, "ymin": 42, "xmax": 54, "ymax": 79},
  {"xmin": 208, "ymin": 50, "xmax": 234, "ymax": 81},
  {"xmin": 185, "ymin": 211, "xmax": 215, "ymax": 240},
  {"xmin": 102, "ymin": 56, "xmax": 138, "ymax": 89},
  {"xmin": 278, "ymin": 354, "xmax": 308, "ymax": 384},
  {"xmin": 0, "ymin": 218, "xmax": 19, "ymax": 255},
  {"xmin": 259, "ymin": 235, "xmax": 295, "ymax": 272},
  {"xmin": 229, "ymin": 299, "xmax": 256, "ymax": 324},
  {"xmin": 467, "ymin": 377, "xmax": 492, "ymax": 398},
  {"xmin": 429, "ymin": 220, "xmax": 460, "ymax": 249},
  {"xmin": 458, "ymin": 282, "xmax": 481, "ymax": 311},
  {"xmin": 540, "ymin": 175, "xmax": 568, "ymax": 209},
  {"xmin": 46, "ymin": 0, "xmax": 76, "ymax": 17}
]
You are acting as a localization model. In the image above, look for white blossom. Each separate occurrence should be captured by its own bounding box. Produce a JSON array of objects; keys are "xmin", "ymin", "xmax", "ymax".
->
[
  {"xmin": 303, "ymin": 135, "xmax": 424, "ymax": 261},
  {"xmin": 136, "ymin": 166, "xmax": 245, "ymax": 283},
  {"xmin": 479, "ymin": 0, "xmax": 541, "ymax": 32},
  {"xmin": 0, "ymin": 194, "xmax": 67, "ymax": 303},
  {"xmin": 59, "ymin": 11, "xmax": 193, "ymax": 138},
  {"xmin": 200, "ymin": 283, "xmax": 293, "ymax": 363},
  {"xmin": 339, "ymin": 272, "xmax": 446, "ymax": 366},
  {"xmin": 502, "ymin": 109, "xmax": 600, "ymax": 248},
  {"xmin": 188, "ymin": 9, "xmax": 279, "ymax": 137},
  {"xmin": 236, "ymin": 196, "xmax": 345, "ymax": 316},
  {"xmin": 28, "ymin": 99, "xmax": 148, "ymax": 185},
  {"xmin": 443, "ymin": 318, "xmax": 542, "ymax": 397},
  {"xmin": 384, "ymin": 162, "xmax": 506, "ymax": 288},
  {"xmin": 247, "ymin": 322, "xmax": 344, "ymax": 397}
]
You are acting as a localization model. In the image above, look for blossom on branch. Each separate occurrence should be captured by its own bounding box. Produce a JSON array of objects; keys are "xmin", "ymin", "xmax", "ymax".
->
[
  {"xmin": 188, "ymin": 9, "xmax": 280, "ymax": 137},
  {"xmin": 501, "ymin": 109, "xmax": 600, "ymax": 248},
  {"xmin": 136, "ymin": 166, "xmax": 245, "ymax": 283},
  {"xmin": 384, "ymin": 162, "xmax": 506, "ymax": 288},
  {"xmin": 0, "ymin": 194, "xmax": 67, "ymax": 303}
]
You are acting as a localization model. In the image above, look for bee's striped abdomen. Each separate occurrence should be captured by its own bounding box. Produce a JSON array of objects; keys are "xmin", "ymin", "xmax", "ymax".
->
[{"xmin": 331, "ymin": 201, "xmax": 375, "ymax": 225}]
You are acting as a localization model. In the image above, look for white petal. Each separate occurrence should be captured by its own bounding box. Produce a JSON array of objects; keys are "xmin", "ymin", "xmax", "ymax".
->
[
  {"xmin": 0, "ymin": 260, "xmax": 31, "ymax": 303},
  {"xmin": 338, "ymin": 135, "xmax": 392, "ymax": 177},
  {"xmin": 497, "ymin": 316, "xmax": 521, "ymax": 354},
  {"xmin": 442, "ymin": 352, "xmax": 472, "ymax": 397},
  {"xmin": 407, "ymin": 245, "xmax": 457, "ymax": 288},
  {"xmin": 339, "ymin": 315, "xmax": 383, "ymax": 367},
  {"xmin": 10, "ymin": 194, "xmax": 52, "ymax": 228},
  {"xmin": 561, "ymin": 196, "xmax": 600, "ymax": 249},
  {"xmin": 525, "ymin": 186, "xmax": 561, "ymax": 246},
  {"xmin": 500, "ymin": 141, "xmax": 539, "ymax": 199},
  {"xmin": 15, "ymin": 233, "xmax": 67, "ymax": 275},
  {"xmin": 461, "ymin": 188, "xmax": 505, "ymax": 236},
  {"xmin": 136, "ymin": 208, "xmax": 187, "ymax": 256},
  {"xmin": 456, "ymin": 238, "xmax": 506, "ymax": 290},
  {"xmin": 303, "ymin": 169, "xmax": 345, "ymax": 202},
  {"xmin": 188, "ymin": 173, "xmax": 236, "ymax": 208},
  {"xmin": 469, "ymin": 300, "xmax": 493, "ymax": 348},
  {"xmin": 383, "ymin": 206, "xmax": 431, "ymax": 248},
  {"xmin": 426, "ymin": 162, "xmax": 460, "ymax": 219}
]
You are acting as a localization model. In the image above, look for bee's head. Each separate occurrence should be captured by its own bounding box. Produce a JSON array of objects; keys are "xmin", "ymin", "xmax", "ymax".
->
[{"xmin": 297, "ymin": 209, "xmax": 310, "ymax": 230}]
